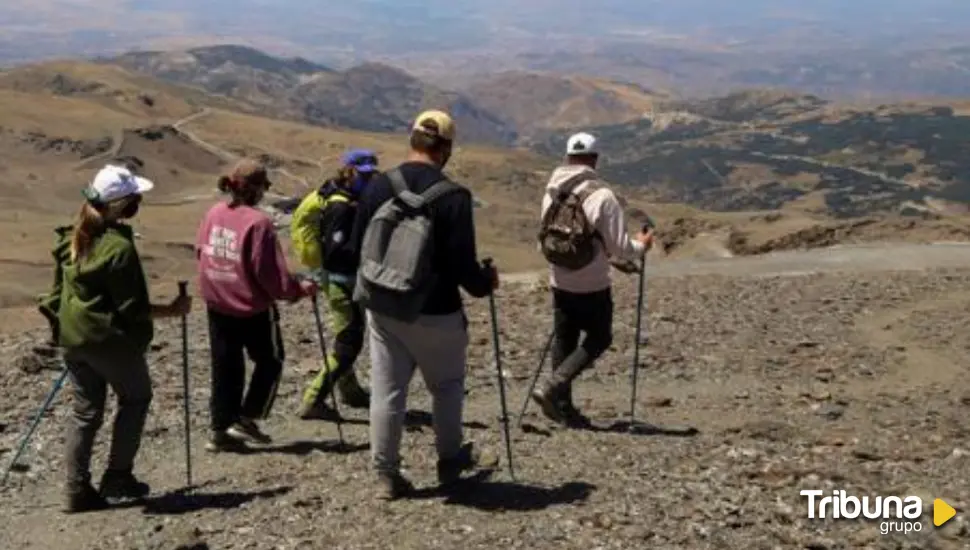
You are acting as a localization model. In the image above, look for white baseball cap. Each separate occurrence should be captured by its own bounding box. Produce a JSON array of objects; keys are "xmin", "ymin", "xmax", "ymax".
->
[
  {"xmin": 86, "ymin": 164, "xmax": 154, "ymax": 203},
  {"xmin": 565, "ymin": 132, "xmax": 599, "ymax": 156}
]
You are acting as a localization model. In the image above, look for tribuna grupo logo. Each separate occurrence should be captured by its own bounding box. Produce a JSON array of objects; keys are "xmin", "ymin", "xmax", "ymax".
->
[{"xmin": 800, "ymin": 490, "xmax": 923, "ymax": 535}]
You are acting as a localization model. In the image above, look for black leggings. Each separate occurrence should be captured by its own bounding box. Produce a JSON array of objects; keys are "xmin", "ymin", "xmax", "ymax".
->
[
  {"xmin": 550, "ymin": 287, "xmax": 614, "ymax": 384},
  {"xmin": 207, "ymin": 306, "xmax": 285, "ymax": 431}
]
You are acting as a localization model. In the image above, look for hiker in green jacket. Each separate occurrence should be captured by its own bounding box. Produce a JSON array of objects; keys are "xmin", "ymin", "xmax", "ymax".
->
[{"xmin": 38, "ymin": 164, "xmax": 192, "ymax": 513}]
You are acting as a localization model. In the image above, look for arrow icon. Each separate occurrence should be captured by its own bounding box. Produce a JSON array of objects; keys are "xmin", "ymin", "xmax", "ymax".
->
[{"xmin": 934, "ymin": 498, "xmax": 956, "ymax": 527}]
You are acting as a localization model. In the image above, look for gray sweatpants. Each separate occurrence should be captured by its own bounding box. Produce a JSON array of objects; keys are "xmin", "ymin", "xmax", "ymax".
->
[
  {"xmin": 63, "ymin": 344, "xmax": 153, "ymax": 487},
  {"xmin": 367, "ymin": 310, "xmax": 468, "ymax": 475}
]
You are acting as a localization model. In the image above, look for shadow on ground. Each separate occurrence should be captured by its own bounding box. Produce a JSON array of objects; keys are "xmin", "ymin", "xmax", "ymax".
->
[
  {"xmin": 412, "ymin": 470, "xmax": 596, "ymax": 512},
  {"xmin": 598, "ymin": 420, "xmax": 700, "ymax": 437},
  {"xmin": 405, "ymin": 410, "xmax": 488, "ymax": 431},
  {"xmin": 519, "ymin": 420, "xmax": 699, "ymax": 438},
  {"xmin": 221, "ymin": 440, "xmax": 369, "ymax": 456},
  {"xmin": 140, "ymin": 486, "xmax": 292, "ymax": 515}
]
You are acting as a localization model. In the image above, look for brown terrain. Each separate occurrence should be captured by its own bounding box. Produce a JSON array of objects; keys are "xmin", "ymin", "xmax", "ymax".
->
[{"xmin": 1, "ymin": 55, "xmax": 970, "ymax": 549}]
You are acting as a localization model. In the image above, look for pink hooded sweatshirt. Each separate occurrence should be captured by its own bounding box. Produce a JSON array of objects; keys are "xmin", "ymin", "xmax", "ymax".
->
[{"xmin": 196, "ymin": 201, "xmax": 305, "ymax": 317}]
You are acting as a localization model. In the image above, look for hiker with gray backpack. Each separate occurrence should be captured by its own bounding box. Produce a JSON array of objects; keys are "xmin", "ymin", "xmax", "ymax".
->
[
  {"xmin": 349, "ymin": 109, "xmax": 498, "ymax": 500},
  {"xmin": 532, "ymin": 132, "xmax": 654, "ymax": 428}
]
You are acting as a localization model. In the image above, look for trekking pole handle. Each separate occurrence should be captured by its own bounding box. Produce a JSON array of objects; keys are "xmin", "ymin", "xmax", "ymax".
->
[
  {"xmin": 482, "ymin": 257, "xmax": 493, "ymax": 268},
  {"xmin": 177, "ymin": 280, "xmax": 188, "ymax": 298}
]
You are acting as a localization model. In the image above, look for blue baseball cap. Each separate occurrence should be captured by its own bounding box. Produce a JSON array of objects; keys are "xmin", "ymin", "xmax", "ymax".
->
[{"xmin": 342, "ymin": 149, "xmax": 379, "ymax": 173}]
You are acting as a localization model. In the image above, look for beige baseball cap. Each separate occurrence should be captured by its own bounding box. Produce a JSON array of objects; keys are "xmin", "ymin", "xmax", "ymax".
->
[{"xmin": 411, "ymin": 109, "xmax": 456, "ymax": 141}]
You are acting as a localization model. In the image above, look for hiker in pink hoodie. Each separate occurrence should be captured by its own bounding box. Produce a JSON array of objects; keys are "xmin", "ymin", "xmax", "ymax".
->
[{"xmin": 196, "ymin": 159, "xmax": 317, "ymax": 452}]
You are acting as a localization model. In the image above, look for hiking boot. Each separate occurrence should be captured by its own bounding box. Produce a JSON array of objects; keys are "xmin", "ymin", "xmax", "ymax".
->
[
  {"xmin": 98, "ymin": 470, "xmax": 150, "ymax": 501},
  {"xmin": 531, "ymin": 382, "xmax": 567, "ymax": 424},
  {"xmin": 64, "ymin": 482, "xmax": 109, "ymax": 514},
  {"xmin": 375, "ymin": 471, "xmax": 414, "ymax": 501},
  {"xmin": 560, "ymin": 387, "xmax": 593, "ymax": 429},
  {"xmin": 205, "ymin": 430, "xmax": 248, "ymax": 453},
  {"xmin": 437, "ymin": 443, "xmax": 479, "ymax": 487},
  {"xmin": 227, "ymin": 418, "xmax": 272, "ymax": 444},
  {"xmin": 297, "ymin": 399, "xmax": 342, "ymax": 421},
  {"xmin": 560, "ymin": 402, "xmax": 594, "ymax": 429},
  {"xmin": 337, "ymin": 374, "xmax": 370, "ymax": 409}
]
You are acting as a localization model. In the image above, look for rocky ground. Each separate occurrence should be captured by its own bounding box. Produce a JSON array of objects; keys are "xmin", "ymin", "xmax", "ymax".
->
[{"xmin": 2, "ymin": 252, "xmax": 970, "ymax": 549}]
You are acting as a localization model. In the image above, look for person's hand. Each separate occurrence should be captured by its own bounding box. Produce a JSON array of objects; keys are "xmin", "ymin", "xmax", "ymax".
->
[
  {"xmin": 299, "ymin": 278, "xmax": 318, "ymax": 297},
  {"xmin": 481, "ymin": 259, "xmax": 499, "ymax": 291},
  {"xmin": 635, "ymin": 228, "xmax": 654, "ymax": 251},
  {"xmin": 169, "ymin": 294, "xmax": 192, "ymax": 316},
  {"xmin": 610, "ymin": 258, "xmax": 640, "ymax": 274}
]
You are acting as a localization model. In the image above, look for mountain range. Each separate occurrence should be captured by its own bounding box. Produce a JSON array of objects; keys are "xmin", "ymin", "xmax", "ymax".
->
[
  {"xmin": 1, "ymin": 42, "xmax": 970, "ymax": 311},
  {"xmin": 93, "ymin": 45, "xmax": 970, "ymax": 219}
]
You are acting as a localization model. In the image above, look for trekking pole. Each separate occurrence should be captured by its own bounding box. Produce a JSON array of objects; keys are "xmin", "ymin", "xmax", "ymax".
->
[
  {"xmin": 629, "ymin": 225, "xmax": 651, "ymax": 432},
  {"xmin": 310, "ymin": 293, "xmax": 344, "ymax": 446},
  {"xmin": 2, "ymin": 366, "xmax": 69, "ymax": 485},
  {"xmin": 178, "ymin": 281, "xmax": 193, "ymax": 490},
  {"xmin": 516, "ymin": 328, "xmax": 554, "ymax": 428},
  {"xmin": 482, "ymin": 258, "xmax": 515, "ymax": 481}
]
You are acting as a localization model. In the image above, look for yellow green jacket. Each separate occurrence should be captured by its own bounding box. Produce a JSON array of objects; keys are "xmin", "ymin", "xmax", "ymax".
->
[{"xmin": 289, "ymin": 183, "xmax": 352, "ymax": 270}]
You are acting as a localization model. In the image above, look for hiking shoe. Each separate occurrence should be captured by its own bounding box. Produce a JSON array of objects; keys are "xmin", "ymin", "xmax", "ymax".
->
[
  {"xmin": 227, "ymin": 418, "xmax": 272, "ymax": 444},
  {"xmin": 205, "ymin": 430, "xmax": 248, "ymax": 453},
  {"xmin": 64, "ymin": 482, "xmax": 109, "ymax": 514},
  {"xmin": 437, "ymin": 443, "xmax": 479, "ymax": 487},
  {"xmin": 375, "ymin": 471, "xmax": 414, "ymax": 501},
  {"xmin": 561, "ymin": 402, "xmax": 594, "ymax": 429},
  {"xmin": 337, "ymin": 374, "xmax": 371, "ymax": 409},
  {"xmin": 531, "ymin": 385, "xmax": 567, "ymax": 424},
  {"xmin": 98, "ymin": 470, "xmax": 150, "ymax": 501},
  {"xmin": 298, "ymin": 400, "xmax": 342, "ymax": 421}
]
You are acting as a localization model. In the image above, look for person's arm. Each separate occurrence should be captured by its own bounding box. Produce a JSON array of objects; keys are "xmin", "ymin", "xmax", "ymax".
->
[
  {"xmin": 446, "ymin": 189, "xmax": 493, "ymax": 298},
  {"xmin": 590, "ymin": 188, "xmax": 646, "ymax": 262},
  {"xmin": 249, "ymin": 219, "xmax": 306, "ymax": 301},
  {"xmin": 105, "ymin": 244, "xmax": 155, "ymax": 322}
]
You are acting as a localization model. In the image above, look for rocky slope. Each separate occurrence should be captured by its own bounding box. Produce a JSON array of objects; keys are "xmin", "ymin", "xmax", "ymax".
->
[{"xmin": 1, "ymin": 255, "xmax": 970, "ymax": 548}]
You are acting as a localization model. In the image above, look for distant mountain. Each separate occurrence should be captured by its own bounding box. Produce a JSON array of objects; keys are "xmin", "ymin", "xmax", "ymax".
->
[
  {"xmin": 109, "ymin": 45, "xmax": 516, "ymax": 145},
  {"xmin": 531, "ymin": 91, "xmax": 970, "ymax": 218},
  {"xmin": 461, "ymin": 71, "xmax": 669, "ymax": 142},
  {"xmin": 107, "ymin": 45, "xmax": 692, "ymax": 145}
]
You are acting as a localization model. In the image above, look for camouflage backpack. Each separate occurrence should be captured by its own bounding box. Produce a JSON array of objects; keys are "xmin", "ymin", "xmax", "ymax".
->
[{"xmin": 538, "ymin": 171, "xmax": 603, "ymax": 270}]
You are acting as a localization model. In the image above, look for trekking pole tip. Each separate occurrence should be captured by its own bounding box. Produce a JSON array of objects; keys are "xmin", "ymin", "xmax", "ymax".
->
[{"xmin": 177, "ymin": 280, "xmax": 188, "ymax": 296}]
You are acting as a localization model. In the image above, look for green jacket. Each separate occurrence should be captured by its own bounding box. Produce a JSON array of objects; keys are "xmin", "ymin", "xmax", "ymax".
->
[{"xmin": 38, "ymin": 223, "xmax": 154, "ymax": 354}]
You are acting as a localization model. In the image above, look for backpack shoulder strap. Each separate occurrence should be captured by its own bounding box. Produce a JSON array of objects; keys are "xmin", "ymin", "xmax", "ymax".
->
[
  {"xmin": 551, "ymin": 170, "xmax": 597, "ymax": 198},
  {"xmin": 416, "ymin": 179, "xmax": 461, "ymax": 206}
]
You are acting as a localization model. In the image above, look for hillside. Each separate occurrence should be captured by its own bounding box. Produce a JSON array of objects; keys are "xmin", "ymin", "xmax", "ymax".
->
[
  {"xmin": 461, "ymin": 71, "xmax": 669, "ymax": 140},
  {"xmin": 1, "ymin": 57, "xmax": 969, "ymax": 314},
  {"xmin": 110, "ymin": 45, "xmax": 687, "ymax": 146},
  {"xmin": 531, "ymin": 91, "xmax": 970, "ymax": 218},
  {"xmin": 109, "ymin": 46, "xmax": 516, "ymax": 145}
]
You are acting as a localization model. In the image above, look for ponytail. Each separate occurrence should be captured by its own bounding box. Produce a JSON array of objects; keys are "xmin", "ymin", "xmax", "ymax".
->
[
  {"xmin": 70, "ymin": 203, "xmax": 106, "ymax": 263},
  {"xmin": 217, "ymin": 175, "xmax": 233, "ymax": 193},
  {"xmin": 335, "ymin": 166, "xmax": 356, "ymax": 187}
]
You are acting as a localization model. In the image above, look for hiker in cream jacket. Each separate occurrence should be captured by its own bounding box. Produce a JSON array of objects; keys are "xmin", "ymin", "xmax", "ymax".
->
[{"xmin": 533, "ymin": 132, "xmax": 653, "ymax": 427}]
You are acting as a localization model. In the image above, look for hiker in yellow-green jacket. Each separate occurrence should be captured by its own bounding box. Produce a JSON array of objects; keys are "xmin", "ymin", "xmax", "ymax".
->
[
  {"xmin": 38, "ymin": 164, "xmax": 192, "ymax": 514},
  {"xmin": 291, "ymin": 149, "xmax": 379, "ymax": 418}
]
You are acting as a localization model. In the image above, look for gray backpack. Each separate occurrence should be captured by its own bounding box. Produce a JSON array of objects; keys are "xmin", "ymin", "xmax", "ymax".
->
[{"xmin": 353, "ymin": 168, "xmax": 461, "ymax": 322}]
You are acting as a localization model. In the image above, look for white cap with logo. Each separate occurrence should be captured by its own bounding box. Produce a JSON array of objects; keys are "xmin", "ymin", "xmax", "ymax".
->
[
  {"xmin": 87, "ymin": 164, "xmax": 154, "ymax": 203},
  {"xmin": 565, "ymin": 132, "xmax": 599, "ymax": 156}
]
